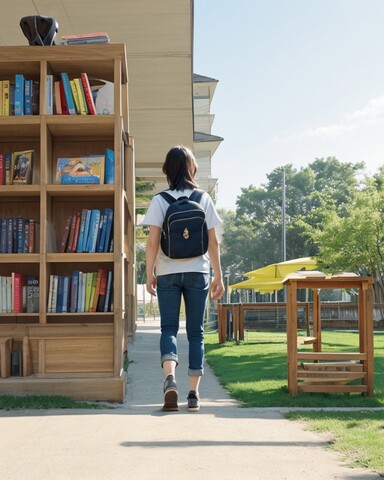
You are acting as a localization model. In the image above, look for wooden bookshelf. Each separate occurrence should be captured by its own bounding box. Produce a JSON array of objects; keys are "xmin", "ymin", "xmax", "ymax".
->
[{"xmin": 0, "ymin": 45, "xmax": 135, "ymax": 402}]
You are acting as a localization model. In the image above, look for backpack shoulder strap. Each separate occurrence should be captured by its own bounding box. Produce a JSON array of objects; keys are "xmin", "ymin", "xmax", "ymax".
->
[
  {"xmin": 157, "ymin": 191, "xmax": 176, "ymax": 204},
  {"xmin": 189, "ymin": 189, "xmax": 205, "ymax": 203}
]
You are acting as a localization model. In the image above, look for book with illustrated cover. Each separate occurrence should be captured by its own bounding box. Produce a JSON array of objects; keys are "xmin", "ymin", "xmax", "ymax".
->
[
  {"xmin": 55, "ymin": 156, "xmax": 105, "ymax": 185},
  {"xmin": 11, "ymin": 150, "xmax": 34, "ymax": 184}
]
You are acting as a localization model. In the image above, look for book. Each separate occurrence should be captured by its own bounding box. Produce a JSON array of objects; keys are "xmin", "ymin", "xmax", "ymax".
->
[
  {"xmin": 24, "ymin": 79, "xmax": 32, "ymax": 115},
  {"xmin": 0, "ymin": 218, "xmax": 7, "ymax": 253},
  {"xmin": 74, "ymin": 78, "xmax": 88, "ymax": 115},
  {"xmin": 87, "ymin": 272, "xmax": 97, "ymax": 312},
  {"xmin": 80, "ymin": 73, "xmax": 97, "ymax": 115},
  {"xmin": 51, "ymin": 274, "xmax": 59, "ymax": 313},
  {"xmin": 12, "ymin": 150, "xmax": 34, "ymax": 184},
  {"xmin": 0, "ymin": 154, "xmax": 4, "ymax": 185},
  {"xmin": 104, "ymin": 270, "xmax": 113, "ymax": 312},
  {"xmin": 54, "ymin": 81, "xmax": 62, "ymax": 114},
  {"xmin": 96, "ymin": 269, "xmax": 108, "ymax": 311},
  {"xmin": 103, "ymin": 208, "xmax": 114, "ymax": 252},
  {"xmin": 91, "ymin": 268, "xmax": 103, "ymax": 312},
  {"xmin": 58, "ymin": 213, "xmax": 72, "ymax": 253},
  {"xmin": 46, "ymin": 75, "xmax": 53, "ymax": 114},
  {"xmin": 76, "ymin": 208, "xmax": 88, "ymax": 253},
  {"xmin": 4, "ymin": 153, "xmax": 12, "ymax": 184},
  {"xmin": 66, "ymin": 212, "xmax": 78, "ymax": 253},
  {"xmin": 62, "ymin": 276, "xmax": 70, "ymax": 313},
  {"xmin": 81, "ymin": 209, "xmax": 92, "ymax": 253},
  {"xmin": 104, "ymin": 148, "xmax": 115, "ymax": 184},
  {"xmin": 61, "ymin": 31, "xmax": 110, "ymax": 40},
  {"xmin": 70, "ymin": 79, "xmax": 81, "ymax": 114},
  {"xmin": 70, "ymin": 270, "xmax": 80, "ymax": 313},
  {"xmin": 59, "ymin": 81, "xmax": 69, "ymax": 114},
  {"xmin": 2, "ymin": 79, "xmax": 10, "ymax": 115},
  {"xmin": 55, "ymin": 156, "xmax": 105, "ymax": 185},
  {"xmin": 70, "ymin": 210, "xmax": 81, "ymax": 252},
  {"xmin": 14, "ymin": 74, "xmax": 24, "ymax": 115},
  {"xmin": 26, "ymin": 276, "xmax": 39, "ymax": 313},
  {"xmin": 16, "ymin": 217, "xmax": 25, "ymax": 253},
  {"xmin": 86, "ymin": 209, "xmax": 101, "ymax": 253},
  {"xmin": 77, "ymin": 272, "xmax": 86, "ymax": 313},
  {"xmin": 12, "ymin": 272, "xmax": 25, "ymax": 313},
  {"xmin": 31, "ymin": 81, "xmax": 39, "ymax": 115},
  {"xmin": 60, "ymin": 72, "xmax": 76, "ymax": 115}
]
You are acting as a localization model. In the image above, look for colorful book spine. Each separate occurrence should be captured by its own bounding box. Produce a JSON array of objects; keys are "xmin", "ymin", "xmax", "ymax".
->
[
  {"xmin": 104, "ymin": 270, "xmax": 113, "ymax": 312},
  {"xmin": 104, "ymin": 148, "xmax": 115, "ymax": 184},
  {"xmin": 60, "ymin": 73, "xmax": 76, "ymax": 115},
  {"xmin": 74, "ymin": 78, "xmax": 88, "ymax": 115},
  {"xmin": 14, "ymin": 74, "xmax": 25, "ymax": 115},
  {"xmin": 0, "ymin": 154, "xmax": 4, "ymax": 185},
  {"xmin": 24, "ymin": 79, "xmax": 32, "ymax": 115},
  {"xmin": 69, "ymin": 79, "xmax": 81, "ymax": 114},
  {"xmin": 2, "ymin": 79, "xmax": 10, "ymax": 115},
  {"xmin": 46, "ymin": 75, "xmax": 53, "ymax": 114},
  {"xmin": 80, "ymin": 73, "xmax": 97, "ymax": 115}
]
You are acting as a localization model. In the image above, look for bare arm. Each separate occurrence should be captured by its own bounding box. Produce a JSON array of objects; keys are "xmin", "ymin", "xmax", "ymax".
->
[
  {"xmin": 146, "ymin": 225, "xmax": 161, "ymax": 296},
  {"xmin": 208, "ymin": 228, "xmax": 224, "ymax": 300}
]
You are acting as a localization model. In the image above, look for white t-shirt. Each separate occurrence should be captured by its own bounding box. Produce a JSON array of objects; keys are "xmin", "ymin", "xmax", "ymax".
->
[{"xmin": 141, "ymin": 189, "xmax": 222, "ymax": 276}]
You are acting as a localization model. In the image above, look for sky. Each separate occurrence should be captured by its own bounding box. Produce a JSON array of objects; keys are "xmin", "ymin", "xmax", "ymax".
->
[{"xmin": 194, "ymin": 0, "xmax": 384, "ymax": 210}]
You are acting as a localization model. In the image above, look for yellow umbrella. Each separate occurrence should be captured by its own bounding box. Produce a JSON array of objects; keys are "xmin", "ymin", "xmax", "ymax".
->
[
  {"xmin": 229, "ymin": 277, "xmax": 284, "ymax": 294},
  {"xmin": 230, "ymin": 257, "xmax": 317, "ymax": 293},
  {"xmin": 244, "ymin": 257, "xmax": 317, "ymax": 278}
]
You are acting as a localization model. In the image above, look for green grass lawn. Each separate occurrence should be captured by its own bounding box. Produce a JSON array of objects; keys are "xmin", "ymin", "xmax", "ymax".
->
[
  {"xmin": 0, "ymin": 395, "xmax": 110, "ymax": 410},
  {"xmin": 204, "ymin": 330, "xmax": 384, "ymax": 407},
  {"xmin": 205, "ymin": 329, "xmax": 384, "ymax": 475}
]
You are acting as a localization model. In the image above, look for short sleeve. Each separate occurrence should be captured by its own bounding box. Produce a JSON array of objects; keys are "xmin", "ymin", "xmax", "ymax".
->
[{"xmin": 140, "ymin": 195, "xmax": 164, "ymax": 228}]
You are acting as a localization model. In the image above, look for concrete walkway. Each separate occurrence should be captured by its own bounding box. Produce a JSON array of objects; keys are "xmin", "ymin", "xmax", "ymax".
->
[{"xmin": 0, "ymin": 319, "xmax": 380, "ymax": 479}]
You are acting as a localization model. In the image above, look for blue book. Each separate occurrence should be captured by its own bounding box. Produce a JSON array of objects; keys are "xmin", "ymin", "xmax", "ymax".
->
[
  {"xmin": 17, "ymin": 217, "xmax": 25, "ymax": 253},
  {"xmin": 14, "ymin": 74, "xmax": 25, "ymax": 115},
  {"xmin": 103, "ymin": 208, "xmax": 114, "ymax": 252},
  {"xmin": 76, "ymin": 209, "xmax": 88, "ymax": 253},
  {"xmin": 95, "ymin": 213, "xmax": 105, "ymax": 252},
  {"xmin": 86, "ymin": 209, "xmax": 101, "ymax": 253},
  {"xmin": 60, "ymin": 72, "xmax": 77, "ymax": 115},
  {"xmin": 56, "ymin": 275, "xmax": 65, "ymax": 313},
  {"xmin": 0, "ymin": 218, "xmax": 7, "ymax": 253},
  {"xmin": 7, "ymin": 218, "xmax": 13, "ymax": 253},
  {"xmin": 24, "ymin": 79, "xmax": 32, "ymax": 115},
  {"xmin": 62, "ymin": 276, "xmax": 70, "ymax": 313},
  {"xmin": 104, "ymin": 148, "xmax": 115, "ymax": 184},
  {"xmin": 82, "ymin": 210, "xmax": 92, "ymax": 253},
  {"xmin": 70, "ymin": 270, "xmax": 80, "ymax": 313}
]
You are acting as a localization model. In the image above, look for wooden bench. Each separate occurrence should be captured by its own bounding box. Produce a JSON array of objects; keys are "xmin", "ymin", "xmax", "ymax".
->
[{"xmin": 0, "ymin": 338, "xmax": 12, "ymax": 378}]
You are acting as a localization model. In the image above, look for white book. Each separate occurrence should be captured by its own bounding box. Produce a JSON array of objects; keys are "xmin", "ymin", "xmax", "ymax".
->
[
  {"xmin": 46, "ymin": 75, "xmax": 53, "ymax": 115},
  {"xmin": 47, "ymin": 274, "xmax": 54, "ymax": 313},
  {"xmin": 6, "ymin": 276, "xmax": 12, "ymax": 313},
  {"xmin": 0, "ymin": 276, "xmax": 4, "ymax": 313}
]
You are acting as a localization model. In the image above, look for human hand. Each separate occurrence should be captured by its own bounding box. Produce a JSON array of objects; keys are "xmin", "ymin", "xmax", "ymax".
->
[
  {"xmin": 210, "ymin": 277, "xmax": 224, "ymax": 300},
  {"xmin": 146, "ymin": 274, "xmax": 157, "ymax": 296}
]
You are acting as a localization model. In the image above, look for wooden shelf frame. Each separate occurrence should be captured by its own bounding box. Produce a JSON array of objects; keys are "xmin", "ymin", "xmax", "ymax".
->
[{"xmin": 0, "ymin": 45, "xmax": 135, "ymax": 402}]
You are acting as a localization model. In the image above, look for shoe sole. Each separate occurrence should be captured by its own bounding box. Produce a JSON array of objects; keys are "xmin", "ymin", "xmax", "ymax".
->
[
  {"xmin": 187, "ymin": 406, "xmax": 200, "ymax": 412},
  {"xmin": 162, "ymin": 388, "xmax": 178, "ymax": 411}
]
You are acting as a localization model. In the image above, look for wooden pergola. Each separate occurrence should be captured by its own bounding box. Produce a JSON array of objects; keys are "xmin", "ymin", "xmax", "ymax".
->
[{"xmin": 284, "ymin": 274, "xmax": 374, "ymax": 396}]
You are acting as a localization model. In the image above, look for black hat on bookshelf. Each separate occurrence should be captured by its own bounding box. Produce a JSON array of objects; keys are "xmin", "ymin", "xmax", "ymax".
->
[{"xmin": 20, "ymin": 16, "xmax": 58, "ymax": 46}]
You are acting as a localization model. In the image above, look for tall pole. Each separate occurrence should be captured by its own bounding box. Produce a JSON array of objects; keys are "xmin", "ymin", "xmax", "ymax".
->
[
  {"xmin": 282, "ymin": 168, "xmax": 287, "ymax": 303},
  {"xmin": 282, "ymin": 167, "xmax": 286, "ymax": 262}
]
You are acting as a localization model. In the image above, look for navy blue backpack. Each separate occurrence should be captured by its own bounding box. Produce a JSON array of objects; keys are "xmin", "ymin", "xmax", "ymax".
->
[{"xmin": 158, "ymin": 189, "xmax": 209, "ymax": 259}]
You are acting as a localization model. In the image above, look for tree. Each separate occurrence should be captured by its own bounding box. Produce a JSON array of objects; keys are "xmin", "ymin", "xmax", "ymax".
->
[
  {"xmin": 310, "ymin": 184, "xmax": 384, "ymax": 302},
  {"xmin": 220, "ymin": 157, "xmax": 365, "ymax": 277}
]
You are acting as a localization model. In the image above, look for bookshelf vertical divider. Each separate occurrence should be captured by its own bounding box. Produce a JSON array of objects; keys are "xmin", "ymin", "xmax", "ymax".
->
[{"xmin": 0, "ymin": 45, "xmax": 134, "ymax": 402}]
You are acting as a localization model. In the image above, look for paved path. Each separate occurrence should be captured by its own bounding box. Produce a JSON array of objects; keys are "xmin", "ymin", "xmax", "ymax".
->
[{"xmin": 0, "ymin": 320, "xmax": 380, "ymax": 479}]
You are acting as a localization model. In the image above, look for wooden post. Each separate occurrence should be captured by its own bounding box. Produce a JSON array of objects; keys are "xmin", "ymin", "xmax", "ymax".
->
[
  {"xmin": 217, "ymin": 304, "xmax": 225, "ymax": 344},
  {"xmin": 286, "ymin": 280, "xmax": 298, "ymax": 395}
]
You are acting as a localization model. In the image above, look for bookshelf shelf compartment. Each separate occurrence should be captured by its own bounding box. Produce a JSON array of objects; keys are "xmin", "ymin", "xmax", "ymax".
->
[{"xmin": 0, "ymin": 45, "xmax": 134, "ymax": 402}]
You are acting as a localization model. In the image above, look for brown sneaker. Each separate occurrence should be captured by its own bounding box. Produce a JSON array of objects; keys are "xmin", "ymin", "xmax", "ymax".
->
[{"xmin": 162, "ymin": 374, "xmax": 179, "ymax": 411}]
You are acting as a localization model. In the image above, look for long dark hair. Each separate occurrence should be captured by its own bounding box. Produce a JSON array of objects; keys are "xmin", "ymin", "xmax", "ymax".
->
[{"xmin": 162, "ymin": 146, "xmax": 199, "ymax": 191}]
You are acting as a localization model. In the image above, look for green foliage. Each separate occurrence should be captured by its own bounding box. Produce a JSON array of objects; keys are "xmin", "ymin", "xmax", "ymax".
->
[{"xmin": 220, "ymin": 157, "xmax": 365, "ymax": 278}]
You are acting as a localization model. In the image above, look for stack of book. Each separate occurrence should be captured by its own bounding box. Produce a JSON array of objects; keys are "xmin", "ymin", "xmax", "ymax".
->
[
  {"xmin": 60, "ymin": 32, "xmax": 110, "ymax": 45},
  {"xmin": 0, "ymin": 273, "xmax": 39, "ymax": 314},
  {"xmin": 54, "ymin": 72, "xmax": 97, "ymax": 115},
  {"xmin": 0, "ymin": 77, "xmax": 39, "ymax": 116},
  {"xmin": 47, "ymin": 269, "xmax": 113, "ymax": 313},
  {"xmin": 0, "ymin": 217, "xmax": 39, "ymax": 254},
  {"xmin": 58, "ymin": 207, "xmax": 113, "ymax": 254}
]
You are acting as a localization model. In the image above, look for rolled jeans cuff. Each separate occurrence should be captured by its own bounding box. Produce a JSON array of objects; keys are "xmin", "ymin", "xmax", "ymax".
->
[
  {"xmin": 161, "ymin": 353, "xmax": 178, "ymax": 367},
  {"xmin": 188, "ymin": 367, "xmax": 204, "ymax": 376}
]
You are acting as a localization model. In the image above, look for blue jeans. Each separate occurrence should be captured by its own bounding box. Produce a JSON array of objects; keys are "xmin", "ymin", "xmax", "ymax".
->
[{"xmin": 157, "ymin": 272, "xmax": 210, "ymax": 376}]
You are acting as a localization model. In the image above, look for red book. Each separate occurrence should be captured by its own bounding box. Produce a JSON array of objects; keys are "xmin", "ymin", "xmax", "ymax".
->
[
  {"xmin": 12, "ymin": 272, "xmax": 26, "ymax": 313},
  {"xmin": 58, "ymin": 213, "xmax": 72, "ymax": 253},
  {"xmin": 80, "ymin": 73, "xmax": 97, "ymax": 115},
  {"xmin": 66, "ymin": 212, "xmax": 78, "ymax": 253},
  {"xmin": 59, "ymin": 81, "xmax": 69, "ymax": 115},
  {"xmin": 96, "ymin": 269, "xmax": 108, "ymax": 312},
  {"xmin": 71, "ymin": 210, "xmax": 81, "ymax": 252},
  {"xmin": 54, "ymin": 81, "xmax": 62, "ymax": 114}
]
